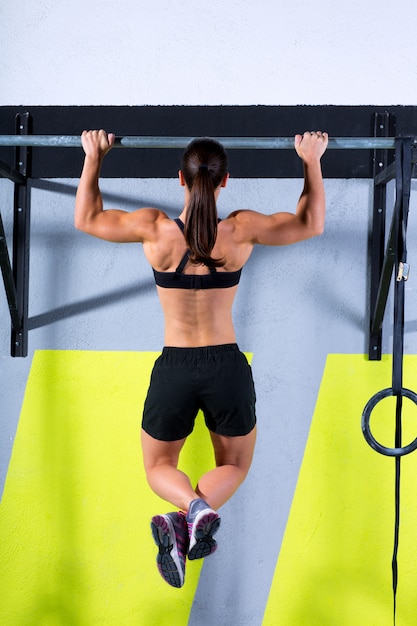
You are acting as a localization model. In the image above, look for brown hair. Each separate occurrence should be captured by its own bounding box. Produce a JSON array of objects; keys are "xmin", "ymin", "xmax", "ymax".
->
[{"xmin": 181, "ymin": 137, "xmax": 228, "ymax": 267}]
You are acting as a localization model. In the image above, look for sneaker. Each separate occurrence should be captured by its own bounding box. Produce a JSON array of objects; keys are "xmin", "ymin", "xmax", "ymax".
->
[
  {"xmin": 186, "ymin": 498, "xmax": 221, "ymax": 561},
  {"xmin": 151, "ymin": 511, "xmax": 188, "ymax": 588}
]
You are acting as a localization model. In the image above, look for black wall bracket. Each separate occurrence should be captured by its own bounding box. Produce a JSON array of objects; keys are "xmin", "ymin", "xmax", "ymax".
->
[
  {"xmin": 368, "ymin": 114, "xmax": 417, "ymax": 360},
  {"xmin": 0, "ymin": 112, "xmax": 32, "ymax": 357}
]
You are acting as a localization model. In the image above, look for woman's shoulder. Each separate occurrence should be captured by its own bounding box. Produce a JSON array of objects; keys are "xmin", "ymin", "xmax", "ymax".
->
[
  {"xmin": 216, "ymin": 212, "xmax": 257, "ymax": 257},
  {"xmin": 127, "ymin": 209, "xmax": 174, "ymax": 243},
  {"xmin": 224, "ymin": 209, "xmax": 261, "ymax": 223},
  {"xmin": 221, "ymin": 210, "xmax": 262, "ymax": 241}
]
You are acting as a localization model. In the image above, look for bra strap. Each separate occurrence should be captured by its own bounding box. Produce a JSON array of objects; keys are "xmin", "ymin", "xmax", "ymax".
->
[{"xmin": 173, "ymin": 217, "xmax": 217, "ymax": 273}]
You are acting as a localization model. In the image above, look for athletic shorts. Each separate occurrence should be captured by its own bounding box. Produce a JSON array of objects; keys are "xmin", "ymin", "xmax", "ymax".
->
[{"xmin": 142, "ymin": 343, "xmax": 256, "ymax": 441}]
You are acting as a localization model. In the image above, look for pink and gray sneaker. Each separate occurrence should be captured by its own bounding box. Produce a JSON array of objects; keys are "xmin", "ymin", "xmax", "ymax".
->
[
  {"xmin": 151, "ymin": 511, "xmax": 188, "ymax": 588},
  {"xmin": 186, "ymin": 498, "xmax": 221, "ymax": 560}
]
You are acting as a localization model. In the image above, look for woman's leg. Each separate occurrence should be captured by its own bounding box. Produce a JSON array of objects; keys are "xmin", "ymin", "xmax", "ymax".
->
[
  {"xmin": 141, "ymin": 429, "xmax": 199, "ymax": 511},
  {"xmin": 141, "ymin": 426, "xmax": 256, "ymax": 512},
  {"xmin": 196, "ymin": 426, "xmax": 257, "ymax": 510}
]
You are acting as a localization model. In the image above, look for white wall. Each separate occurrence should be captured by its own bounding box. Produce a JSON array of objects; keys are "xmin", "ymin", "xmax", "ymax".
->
[{"xmin": 1, "ymin": 0, "xmax": 416, "ymax": 106}]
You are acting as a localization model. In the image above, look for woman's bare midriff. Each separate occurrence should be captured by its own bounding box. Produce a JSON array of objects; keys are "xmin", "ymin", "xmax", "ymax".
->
[{"xmin": 157, "ymin": 285, "xmax": 238, "ymax": 347}]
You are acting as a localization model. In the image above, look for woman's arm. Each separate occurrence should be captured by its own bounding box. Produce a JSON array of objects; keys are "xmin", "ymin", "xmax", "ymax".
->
[
  {"xmin": 292, "ymin": 130, "xmax": 328, "ymax": 236},
  {"xmin": 75, "ymin": 130, "xmax": 160, "ymax": 243},
  {"xmin": 232, "ymin": 131, "xmax": 328, "ymax": 246}
]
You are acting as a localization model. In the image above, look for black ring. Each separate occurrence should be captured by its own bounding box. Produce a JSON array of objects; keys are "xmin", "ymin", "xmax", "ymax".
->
[{"xmin": 361, "ymin": 387, "xmax": 417, "ymax": 456}]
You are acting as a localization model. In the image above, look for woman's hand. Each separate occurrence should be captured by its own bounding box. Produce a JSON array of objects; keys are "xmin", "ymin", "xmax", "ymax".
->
[
  {"xmin": 294, "ymin": 131, "xmax": 328, "ymax": 164},
  {"xmin": 81, "ymin": 129, "xmax": 115, "ymax": 161}
]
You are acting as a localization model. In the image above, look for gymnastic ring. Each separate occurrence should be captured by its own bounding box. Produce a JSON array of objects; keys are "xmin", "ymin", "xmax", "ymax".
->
[{"xmin": 361, "ymin": 387, "xmax": 417, "ymax": 457}]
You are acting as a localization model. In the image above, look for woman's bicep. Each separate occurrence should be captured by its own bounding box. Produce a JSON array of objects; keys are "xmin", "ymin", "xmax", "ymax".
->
[
  {"xmin": 253, "ymin": 212, "xmax": 310, "ymax": 245},
  {"xmin": 76, "ymin": 208, "xmax": 159, "ymax": 243},
  {"xmin": 235, "ymin": 210, "xmax": 303, "ymax": 246}
]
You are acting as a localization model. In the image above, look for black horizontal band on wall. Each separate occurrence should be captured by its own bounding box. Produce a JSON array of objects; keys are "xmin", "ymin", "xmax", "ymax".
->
[{"xmin": 0, "ymin": 105, "xmax": 415, "ymax": 178}]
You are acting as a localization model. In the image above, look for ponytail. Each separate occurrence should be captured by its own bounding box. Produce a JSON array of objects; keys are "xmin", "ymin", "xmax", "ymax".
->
[{"xmin": 181, "ymin": 138, "xmax": 228, "ymax": 267}]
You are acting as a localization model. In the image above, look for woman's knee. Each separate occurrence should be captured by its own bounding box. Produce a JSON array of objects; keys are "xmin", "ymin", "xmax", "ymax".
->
[
  {"xmin": 141, "ymin": 428, "xmax": 185, "ymax": 470},
  {"xmin": 210, "ymin": 426, "xmax": 257, "ymax": 471}
]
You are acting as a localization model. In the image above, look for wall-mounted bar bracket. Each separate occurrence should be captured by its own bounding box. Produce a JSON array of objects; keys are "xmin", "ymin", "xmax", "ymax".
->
[
  {"xmin": 0, "ymin": 159, "xmax": 27, "ymax": 185},
  {"xmin": 368, "ymin": 112, "xmax": 396, "ymax": 359},
  {"xmin": 0, "ymin": 212, "xmax": 21, "ymax": 331},
  {"xmin": 0, "ymin": 114, "xmax": 33, "ymax": 354},
  {"xmin": 368, "ymin": 133, "xmax": 415, "ymax": 360},
  {"xmin": 10, "ymin": 112, "xmax": 32, "ymax": 357}
]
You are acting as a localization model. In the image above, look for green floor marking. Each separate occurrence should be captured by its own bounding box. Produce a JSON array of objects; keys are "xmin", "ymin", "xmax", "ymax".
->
[
  {"xmin": 263, "ymin": 354, "xmax": 417, "ymax": 626},
  {"xmin": 0, "ymin": 350, "xmax": 219, "ymax": 626}
]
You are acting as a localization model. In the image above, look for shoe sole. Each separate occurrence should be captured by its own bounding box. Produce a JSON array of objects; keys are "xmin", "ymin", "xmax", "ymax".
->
[
  {"xmin": 151, "ymin": 514, "xmax": 185, "ymax": 588},
  {"xmin": 188, "ymin": 510, "xmax": 221, "ymax": 560}
]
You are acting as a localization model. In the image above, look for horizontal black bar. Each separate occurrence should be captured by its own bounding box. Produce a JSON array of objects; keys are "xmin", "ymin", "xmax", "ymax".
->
[{"xmin": 1, "ymin": 105, "xmax": 416, "ymax": 178}]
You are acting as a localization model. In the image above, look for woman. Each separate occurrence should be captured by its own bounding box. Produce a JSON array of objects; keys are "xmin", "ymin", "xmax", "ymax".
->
[{"xmin": 75, "ymin": 129, "xmax": 328, "ymax": 588}]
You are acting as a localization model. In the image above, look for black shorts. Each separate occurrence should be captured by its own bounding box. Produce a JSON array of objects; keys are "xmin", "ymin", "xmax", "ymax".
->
[{"xmin": 142, "ymin": 344, "xmax": 256, "ymax": 441}]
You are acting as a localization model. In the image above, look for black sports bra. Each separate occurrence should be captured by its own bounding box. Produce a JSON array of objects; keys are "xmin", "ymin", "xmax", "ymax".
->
[{"xmin": 152, "ymin": 218, "xmax": 242, "ymax": 290}]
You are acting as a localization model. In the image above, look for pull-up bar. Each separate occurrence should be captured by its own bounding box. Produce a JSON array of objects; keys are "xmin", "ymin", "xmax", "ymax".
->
[{"xmin": 0, "ymin": 135, "xmax": 404, "ymax": 150}]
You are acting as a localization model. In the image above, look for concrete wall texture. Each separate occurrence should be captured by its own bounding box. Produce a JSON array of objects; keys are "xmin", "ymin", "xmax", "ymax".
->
[{"xmin": 1, "ymin": 1, "xmax": 417, "ymax": 624}]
